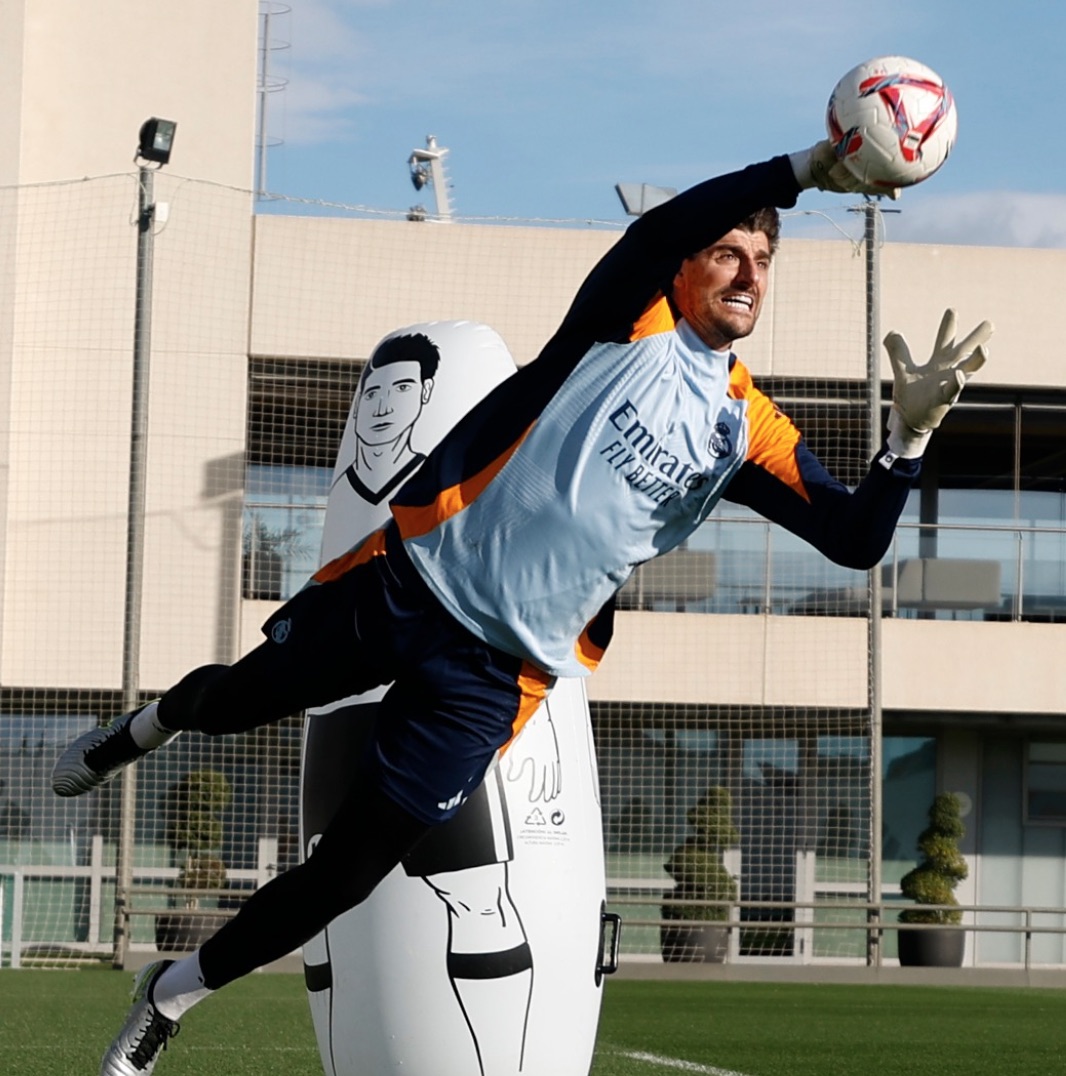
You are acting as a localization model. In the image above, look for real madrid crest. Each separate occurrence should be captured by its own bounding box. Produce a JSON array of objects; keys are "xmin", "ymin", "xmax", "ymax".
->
[{"xmin": 709, "ymin": 421, "xmax": 733, "ymax": 459}]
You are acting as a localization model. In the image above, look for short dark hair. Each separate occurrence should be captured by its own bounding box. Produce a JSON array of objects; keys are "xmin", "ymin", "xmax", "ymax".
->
[
  {"xmin": 738, "ymin": 207, "xmax": 781, "ymax": 256},
  {"xmin": 367, "ymin": 332, "xmax": 440, "ymax": 381}
]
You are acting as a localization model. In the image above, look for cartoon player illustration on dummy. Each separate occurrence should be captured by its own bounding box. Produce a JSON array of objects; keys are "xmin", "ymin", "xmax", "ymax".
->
[
  {"xmin": 336, "ymin": 331, "xmax": 437, "ymax": 506},
  {"xmin": 301, "ymin": 322, "xmax": 601, "ymax": 1076}
]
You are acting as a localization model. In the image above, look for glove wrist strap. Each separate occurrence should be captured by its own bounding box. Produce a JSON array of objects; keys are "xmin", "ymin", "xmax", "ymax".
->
[
  {"xmin": 788, "ymin": 148, "xmax": 818, "ymax": 190},
  {"xmin": 885, "ymin": 407, "xmax": 932, "ymax": 460}
]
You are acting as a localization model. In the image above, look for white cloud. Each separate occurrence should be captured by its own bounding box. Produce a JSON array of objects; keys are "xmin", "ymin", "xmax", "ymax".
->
[
  {"xmin": 267, "ymin": 0, "xmax": 914, "ymax": 149},
  {"xmin": 261, "ymin": 0, "xmax": 374, "ymax": 146},
  {"xmin": 782, "ymin": 191, "xmax": 1066, "ymax": 250},
  {"xmin": 885, "ymin": 191, "xmax": 1066, "ymax": 248}
]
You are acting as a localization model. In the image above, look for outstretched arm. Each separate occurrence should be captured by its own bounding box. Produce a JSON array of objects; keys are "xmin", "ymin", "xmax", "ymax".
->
[
  {"xmin": 545, "ymin": 156, "xmax": 803, "ymax": 351},
  {"xmin": 724, "ymin": 442, "xmax": 918, "ymax": 570},
  {"xmin": 724, "ymin": 310, "xmax": 993, "ymax": 570},
  {"xmin": 544, "ymin": 139, "xmax": 885, "ymax": 357}
]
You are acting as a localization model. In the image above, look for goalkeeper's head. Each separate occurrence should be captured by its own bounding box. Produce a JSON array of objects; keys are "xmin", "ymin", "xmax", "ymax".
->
[{"xmin": 669, "ymin": 207, "xmax": 780, "ymax": 353}]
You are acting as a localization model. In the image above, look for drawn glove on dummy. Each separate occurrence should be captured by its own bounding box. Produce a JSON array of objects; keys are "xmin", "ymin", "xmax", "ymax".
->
[
  {"xmin": 789, "ymin": 139, "xmax": 901, "ymax": 199},
  {"xmin": 883, "ymin": 308, "xmax": 994, "ymax": 459}
]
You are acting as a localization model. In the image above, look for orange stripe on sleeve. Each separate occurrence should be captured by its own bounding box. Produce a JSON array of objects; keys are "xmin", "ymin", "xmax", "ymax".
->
[
  {"xmin": 573, "ymin": 626, "xmax": 607, "ymax": 674},
  {"xmin": 390, "ymin": 425, "xmax": 533, "ymax": 540},
  {"xmin": 629, "ymin": 294, "xmax": 677, "ymax": 341},
  {"xmin": 312, "ymin": 527, "xmax": 388, "ymax": 583},
  {"xmin": 499, "ymin": 662, "xmax": 555, "ymax": 755},
  {"xmin": 728, "ymin": 360, "xmax": 809, "ymax": 502}
]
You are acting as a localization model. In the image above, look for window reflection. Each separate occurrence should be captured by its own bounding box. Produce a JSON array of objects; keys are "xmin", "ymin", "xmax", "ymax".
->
[
  {"xmin": 1026, "ymin": 741, "xmax": 1066, "ymax": 823},
  {"xmin": 242, "ymin": 367, "xmax": 1066, "ymax": 615},
  {"xmin": 242, "ymin": 464, "xmax": 329, "ymax": 600},
  {"xmin": 882, "ymin": 736, "xmax": 936, "ymax": 884}
]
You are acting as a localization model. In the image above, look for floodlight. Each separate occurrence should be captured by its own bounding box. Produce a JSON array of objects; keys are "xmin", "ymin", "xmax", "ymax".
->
[
  {"xmin": 137, "ymin": 118, "xmax": 178, "ymax": 166},
  {"xmin": 615, "ymin": 182, "xmax": 677, "ymax": 217}
]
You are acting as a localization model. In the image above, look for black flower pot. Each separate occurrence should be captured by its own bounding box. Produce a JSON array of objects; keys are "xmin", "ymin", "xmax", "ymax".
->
[
  {"xmin": 897, "ymin": 926, "xmax": 965, "ymax": 967},
  {"xmin": 660, "ymin": 923, "xmax": 729, "ymax": 964}
]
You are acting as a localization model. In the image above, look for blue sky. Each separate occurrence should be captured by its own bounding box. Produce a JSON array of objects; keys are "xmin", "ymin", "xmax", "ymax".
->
[{"xmin": 257, "ymin": 0, "xmax": 1066, "ymax": 246}]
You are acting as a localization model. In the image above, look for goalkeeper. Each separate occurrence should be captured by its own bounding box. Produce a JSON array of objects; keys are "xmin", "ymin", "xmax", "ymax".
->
[{"xmin": 53, "ymin": 138, "xmax": 991, "ymax": 1076}]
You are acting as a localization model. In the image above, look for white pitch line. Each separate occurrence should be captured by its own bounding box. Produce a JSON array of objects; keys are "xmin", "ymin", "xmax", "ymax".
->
[{"xmin": 620, "ymin": 1049, "xmax": 755, "ymax": 1076}]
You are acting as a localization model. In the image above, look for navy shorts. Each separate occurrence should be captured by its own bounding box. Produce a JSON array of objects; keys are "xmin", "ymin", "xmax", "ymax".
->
[{"xmin": 259, "ymin": 526, "xmax": 553, "ymax": 825}]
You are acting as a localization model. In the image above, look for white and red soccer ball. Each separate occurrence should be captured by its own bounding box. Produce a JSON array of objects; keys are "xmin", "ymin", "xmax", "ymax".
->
[{"xmin": 826, "ymin": 56, "xmax": 957, "ymax": 191}]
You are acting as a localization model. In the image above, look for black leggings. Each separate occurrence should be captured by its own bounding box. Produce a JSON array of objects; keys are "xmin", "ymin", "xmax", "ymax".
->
[
  {"xmin": 155, "ymin": 645, "xmax": 429, "ymax": 990},
  {"xmin": 198, "ymin": 778, "xmax": 428, "ymax": 989}
]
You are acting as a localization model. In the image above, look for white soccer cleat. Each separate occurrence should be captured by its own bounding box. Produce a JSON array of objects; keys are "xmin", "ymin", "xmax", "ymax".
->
[
  {"xmin": 100, "ymin": 961, "xmax": 179, "ymax": 1076},
  {"xmin": 51, "ymin": 704, "xmax": 165, "ymax": 797},
  {"xmin": 100, "ymin": 964, "xmax": 179, "ymax": 1071}
]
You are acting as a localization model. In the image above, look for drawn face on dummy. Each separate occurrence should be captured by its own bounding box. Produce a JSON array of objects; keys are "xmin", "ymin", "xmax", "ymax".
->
[
  {"xmin": 354, "ymin": 333, "xmax": 438, "ymax": 451},
  {"xmin": 356, "ymin": 360, "xmax": 432, "ymax": 447},
  {"xmin": 670, "ymin": 227, "xmax": 773, "ymax": 352}
]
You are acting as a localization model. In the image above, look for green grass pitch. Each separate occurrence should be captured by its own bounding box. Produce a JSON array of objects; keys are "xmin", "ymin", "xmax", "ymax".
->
[{"xmin": 2, "ymin": 970, "xmax": 1065, "ymax": 1075}]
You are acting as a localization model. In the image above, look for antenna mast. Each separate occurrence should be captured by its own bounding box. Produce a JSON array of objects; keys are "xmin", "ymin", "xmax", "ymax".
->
[
  {"xmin": 407, "ymin": 135, "xmax": 454, "ymax": 222},
  {"xmin": 256, "ymin": 2, "xmax": 291, "ymax": 199}
]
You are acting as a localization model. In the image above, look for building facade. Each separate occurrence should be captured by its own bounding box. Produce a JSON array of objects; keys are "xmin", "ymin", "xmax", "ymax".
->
[{"xmin": 2, "ymin": 0, "xmax": 1066, "ymax": 968}]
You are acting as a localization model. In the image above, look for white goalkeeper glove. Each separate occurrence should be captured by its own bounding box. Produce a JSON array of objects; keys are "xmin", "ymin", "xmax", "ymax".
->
[
  {"xmin": 883, "ymin": 309, "xmax": 994, "ymax": 459},
  {"xmin": 789, "ymin": 140, "xmax": 901, "ymax": 200}
]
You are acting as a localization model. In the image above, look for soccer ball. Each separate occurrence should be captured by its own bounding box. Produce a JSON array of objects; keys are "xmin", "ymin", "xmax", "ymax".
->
[{"xmin": 826, "ymin": 56, "xmax": 957, "ymax": 190}]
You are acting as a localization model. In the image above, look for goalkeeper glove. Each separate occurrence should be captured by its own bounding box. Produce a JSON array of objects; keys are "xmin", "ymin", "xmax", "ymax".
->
[
  {"xmin": 789, "ymin": 140, "xmax": 901, "ymax": 199},
  {"xmin": 883, "ymin": 308, "xmax": 994, "ymax": 459}
]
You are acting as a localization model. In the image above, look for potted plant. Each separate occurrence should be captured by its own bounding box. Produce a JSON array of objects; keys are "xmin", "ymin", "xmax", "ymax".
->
[
  {"xmin": 155, "ymin": 769, "xmax": 233, "ymax": 952},
  {"xmin": 897, "ymin": 791, "xmax": 968, "ymax": 967},
  {"xmin": 661, "ymin": 786, "xmax": 739, "ymax": 963}
]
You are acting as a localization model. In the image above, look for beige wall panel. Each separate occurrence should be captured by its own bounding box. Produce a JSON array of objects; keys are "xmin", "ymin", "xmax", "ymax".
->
[
  {"xmin": 252, "ymin": 216, "xmax": 1066, "ymax": 391},
  {"xmin": 0, "ymin": 180, "xmax": 251, "ymax": 689},
  {"xmin": 742, "ymin": 238, "xmax": 868, "ymax": 380},
  {"xmin": 596, "ymin": 615, "xmax": 1066, "ymax": 716},
  {"xmin": 590, "ymin": 612, "xmax": 867, "ymax": 707},
  {"xmin": 240, "ymin": 598, "xmax": 279, "ymax": 660},
  {"xmin": 0, "ymin": 0, "xmax": 26, "ymax": 186},
  {"xmin": 250, "ymin": 217, "xmax": 618, "ymax": 364},
  {"xmin": 250, "ymin": 223, "xmax": 953, "ymax": 388},
  {"xmin": 882, "ymin": 243, "xmax": 1066, "ymax": 389},
  {"xmin": 12, "ymin": 0, "xmax": 258, "ymax": 188},
  {"xmin": 882, "ymin": 619, "xmax": 1066, "ymax": 714}
]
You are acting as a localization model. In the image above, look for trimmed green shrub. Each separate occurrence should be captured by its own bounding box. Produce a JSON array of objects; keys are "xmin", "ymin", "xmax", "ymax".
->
[
  {"xmin": 663, "ymin": 786, "xmax": 739, "ymax": 923},
  {"xmin": 899, "ymin": 792, "xmax": 968, "ymax": 926},
  {"xmin": 163, "ymin": 769, "xmax": 233, "ymax": 904}
]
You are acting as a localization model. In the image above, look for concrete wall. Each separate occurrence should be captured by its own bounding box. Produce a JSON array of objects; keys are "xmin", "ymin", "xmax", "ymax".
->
[
  {"xmin": 251, "ymin": 212, "xmax": 1066, "ymax": 390},
  {"xmin": 0, "ymin": 0, "xmax": 258, "ymax": 188},
  {"xmin": 0, "ymin": 0, "xmax": 258, "ymax": 689},
  {"xmin": 2, "ymin": 0, "xmax": 1066, "ymax": 714}
]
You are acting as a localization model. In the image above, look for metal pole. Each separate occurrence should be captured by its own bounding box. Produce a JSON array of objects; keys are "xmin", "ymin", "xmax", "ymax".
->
[
  {"xmin": 113, "ymin": 165, "xmax": 156, "ymax": 968},
  {"xmin": 256, "ymin": 8, "xmax": 271, "ymax": 198},
  {"xmin": 864, "ymin": 197, "xmax": 884, "ymax": 967}
]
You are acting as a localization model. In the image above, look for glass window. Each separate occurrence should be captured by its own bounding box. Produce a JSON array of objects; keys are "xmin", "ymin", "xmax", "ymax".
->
[
  {"xmin": 243, "ymin": 464, "xmax": 330, "ymax": 600},
  {"xmin": 243, "ymin": 357, "xmax": 363, "ymax": 600},
  {"xmin": 881, "ymin": 736, "xmax": 936, "ymax": 883},
  {"xmin": 815, "ymin": 735, "xmax": 868, "ymax": 862},
  {"xmin": 1026, "ymin": 741, "xmax": 1066, "ymax": 823}
]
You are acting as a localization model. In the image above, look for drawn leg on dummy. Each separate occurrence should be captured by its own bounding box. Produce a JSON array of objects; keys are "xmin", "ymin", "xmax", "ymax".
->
[{"xmin": 424, "ymin": 863, "xmax": 533, "ymax": 1076}]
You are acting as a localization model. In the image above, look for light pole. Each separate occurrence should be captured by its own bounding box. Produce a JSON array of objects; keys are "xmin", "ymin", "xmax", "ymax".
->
[
  {"xmin": 113, "ymin": 118, "xmax": 177, "ymax": 969},
  {"xmin": 854, "ymin": 193, "xmax": 898, "ymax": 967}
]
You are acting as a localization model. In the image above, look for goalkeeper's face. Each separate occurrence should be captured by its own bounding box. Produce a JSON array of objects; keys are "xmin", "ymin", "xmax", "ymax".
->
[{"xmin": 672, "ymin": 228, "xmax": 772, "ymax": 352}]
